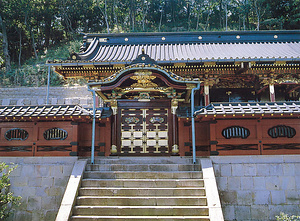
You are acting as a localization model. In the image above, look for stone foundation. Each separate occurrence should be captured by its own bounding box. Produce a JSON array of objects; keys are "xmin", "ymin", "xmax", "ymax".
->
[
  {"xmin": 0, "ymin": 157, "xmax": 78, "ymax": 221},
  {"xmin": 212, "ymin": 155, "xmax": 300, "ymax": 221}
]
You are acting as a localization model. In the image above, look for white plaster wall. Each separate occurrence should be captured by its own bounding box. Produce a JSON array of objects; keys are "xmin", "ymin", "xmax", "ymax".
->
[
  {"xmin": 211, "ymin": 155, "xmax": 300, "ymax": 221},
  {"xmin": 0, "ymin": 157, "xmax": 78, "ymax": 221}
]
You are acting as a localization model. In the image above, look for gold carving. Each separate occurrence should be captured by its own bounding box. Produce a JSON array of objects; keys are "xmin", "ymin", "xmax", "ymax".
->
[{"xmin": 130, "ymin": 71, "xmax": 158, "ymax": 88}]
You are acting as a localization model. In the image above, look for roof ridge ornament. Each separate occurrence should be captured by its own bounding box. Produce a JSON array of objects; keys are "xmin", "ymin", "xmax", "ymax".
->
[{"xmin": 130, "ymin": 49, "xmax": 157, "ymax": 65}]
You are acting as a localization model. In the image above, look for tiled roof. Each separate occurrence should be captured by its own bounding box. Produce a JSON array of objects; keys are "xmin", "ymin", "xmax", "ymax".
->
[
  {"xmin": 0, "ymin": 105, "xmax": 104, "ymax": 118},
  {"xmin": 195, "ymin": 102, "xmax": 300, "ymax": 116},
  {"xmin": 77, "ymin": 39, "xmax": 300, "ymax": 64},
  {"xmin": 47, "ymin": 31, "xmax": 300, "ymax": 65}
]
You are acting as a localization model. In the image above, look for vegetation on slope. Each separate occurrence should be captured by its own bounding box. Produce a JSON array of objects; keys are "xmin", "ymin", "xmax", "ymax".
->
[{"xmin": 0, "ymin": 0, "xmax": 300, "ymax": 87}]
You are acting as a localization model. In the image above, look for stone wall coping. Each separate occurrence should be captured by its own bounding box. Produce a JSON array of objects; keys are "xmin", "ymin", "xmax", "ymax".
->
[
  {"xmin": 55, "ymin": 159, "xmax": 87, "ymax": 221},
  {"xmin": 201, "ymin": 158, "xmax": 224, "ymax": 221},
  {"xmin": 0, "ymin": 157, "xmax": 78, "ymax": 165},
  {"xmin": 210, "ymin": 155, "xmax": 300, "ymax": 164}
]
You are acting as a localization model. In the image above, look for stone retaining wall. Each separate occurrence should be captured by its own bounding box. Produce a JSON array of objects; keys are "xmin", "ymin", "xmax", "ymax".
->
[
  {"xmin": 211, "ymin": 155, "xmax": 300, "ymax": 221},
  {"xmin": 0, "ymin": 86, "xmax": 94, "ymax": 107},
  {"xmin": 0, "ymin": 157, "xmax": 78, "ymax": 221}
]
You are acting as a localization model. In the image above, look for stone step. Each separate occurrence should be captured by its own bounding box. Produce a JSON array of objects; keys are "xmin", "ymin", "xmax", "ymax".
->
[
  {"xmin": 73, "ymin": 206, "xmax": 209, "ymax": 216},
  {"xmin": 81, "ymin": 179, "xmax": 204, "ymax": 188},
  {"xmin": 83, "ymin": 171, "xmax": 203, "ymax": 179},
  {"xmin": 78, "ymin": 187, "xmax": 206, "ymax": 196},
  {"xmin": 76, "ymin": 196, "xmax": 207, "ymax": 206},
  {"xmin": 89, "ymin": 157, "xmax": 200, "ymax": 165},
  {"xmin": 71, "ymin": 215, "xmax": 210, "ymax": 221},
  {"xmin": 86, "ymin": 164, "xmax": 201, "ymax": 172}
]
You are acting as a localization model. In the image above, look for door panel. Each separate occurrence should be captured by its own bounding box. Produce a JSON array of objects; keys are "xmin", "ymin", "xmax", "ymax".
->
[{"xmin": 120, "ymin": 108, "xmax": 169, "ymax": 154}]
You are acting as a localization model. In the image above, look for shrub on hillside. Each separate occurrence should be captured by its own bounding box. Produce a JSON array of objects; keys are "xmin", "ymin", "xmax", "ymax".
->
[
  {"xmin": 276, "ymin": 212, "xmax": 300, "ymax": 221},
  {"xmin": 0, "ymin": 162, "xmax": 21, "ymax": 220}
]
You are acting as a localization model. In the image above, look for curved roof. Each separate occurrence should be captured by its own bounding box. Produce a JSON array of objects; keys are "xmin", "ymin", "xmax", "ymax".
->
[{"xmin": 70, "ymin": 31, "xmax": 300, "ymax": 64}]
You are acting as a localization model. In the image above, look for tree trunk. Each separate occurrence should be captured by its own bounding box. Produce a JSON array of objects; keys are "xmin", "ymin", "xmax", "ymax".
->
[
  {"xmin": 18, "ymin": 30, "xmax": 22, "ymax": 67},
  {"xmin": 31, "ymin": 28, "xmax": 38, "ymax": 60},
  {"xmin": 0, "ymin": 14, "xmax": 11, "ymax": 72}
]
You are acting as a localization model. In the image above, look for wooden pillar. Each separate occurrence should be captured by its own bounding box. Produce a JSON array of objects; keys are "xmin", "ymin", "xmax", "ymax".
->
[
  {"xmin": 209, "ymin": 122, "xmax": 217, "ymax": 154},
  {"xmin": 110, "ymin": 99, "xmax": 118, "ymax": 154},
  {"xmin": 204, "ymin": 84, "xmax": 210, "ymax": 106},
  {"xmin": 171, "ymin": 99, "xmax": 179, "ymax": 154},
  {"xmin": 269, "ymin": 84, "xmax": 275, "ymax": 102},
  {"xmin": 32, "ymin": 122, "xmax": 38, "ymax": 156},
  {"xmin": 71, "ymin": 122, "xmax": 79, "ymax": 156}
]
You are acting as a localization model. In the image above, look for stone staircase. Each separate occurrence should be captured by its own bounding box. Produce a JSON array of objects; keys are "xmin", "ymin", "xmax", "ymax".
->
[{"xmin": 70, "ymin": 157, "xmax": 210, "ymax": 221}]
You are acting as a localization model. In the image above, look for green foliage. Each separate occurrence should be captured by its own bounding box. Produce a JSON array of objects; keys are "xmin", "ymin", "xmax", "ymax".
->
[
  {"xmin": 0, "ymin": 162, "xmax": 21, "ymax": 220},
  {"xmin": 0, "ymin": 39, "xmax": 82, "ymax": 87},
  {"xmin": 0, "ymin": 0, "xmax": 300, "ymax": 86},
  {"xmin": 276, "ymin": 212, "xmax": 300, "ymax": 221}
]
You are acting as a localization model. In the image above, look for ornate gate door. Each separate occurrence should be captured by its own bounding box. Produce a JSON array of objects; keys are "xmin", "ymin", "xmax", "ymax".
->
[{"xmin": 120, "ymin": 108, "xmax": 169, "ymax": 155}]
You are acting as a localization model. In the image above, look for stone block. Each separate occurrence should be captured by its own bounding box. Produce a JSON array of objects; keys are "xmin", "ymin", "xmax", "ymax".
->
[
  {"xmin": 243, "ymin": 164, "xmax": 257, "ymax": 176},
  {"xmin": 54, "ymin": 177, "xmax": 69, "ymax": 187},
  {"xmin": 51, "ymin": 98, "xmax": 58, "ymax": 105},
  {"xmin": 17, "ymin": 99, "xmax": 24, "ymax": 105},
  {"xmin": 220, "ymin": 164, "xmax": 232, "ymax": 176},
  {"xmin": 35, "ymin": 165, "xmax": 50, "ymax": 177},
  {"xmin": 231, "ymin": 164, "xmax": 243, "ymax": 176},
  {"xmin": 12, "ymin": 211, "xmax": 33, "ymax": 221},
  {"xmin": 42, "ymin": 196, "xmax": 60, "ymax": 210},
  {"xmin": 219, "ymin": 190, "xmax": 237, "ymax": 204},
  {"xmin": 256, "ymin": 164, "xmax": 270, "ymax": 176},
  {"xmin": 23, "ymin": 98, "xmax": 31, "ymax": 105},
  {"xmin": 41, "ymin": 177, "xmax": 54, "ymax": 186},
  {"xmin": 295, "ymin": 176, "xmax": 300, "ymax": 189},
  {"xmin": 35, "ymin": 186, "xmax": 48, "ymax": 197},
  {"xmin": 269, "ymin": 164, "xmax": 283, "ymax": 175},
  {"xmin": 235, "ymin": 205, "xmax": 251, "ymax": 220},
  {"xmin": 50, "ymin": 165, "xmax": 64, "ymax": 178},
  {"xmin": 216, "ymin": 177, "xmax": 228, "ymax": 191},
  {"xmin": 213, "ymin": 164, "xmax": 221, "ymax": 177},
  {"xmin": 283, "ymin": 164, "xmax": 295, "ymax": 176},
  {"xmin": 10, "ymin": 165, "xmax": 22, "ymax": 177},
  {"xmin": 45, "ymin": 210, "xmax": 58, "ymax": 221},
  {"xmin": 37, "ymin": 98, "xmax": 44, "ymax": 105},
  {"xmin": 12, "ymin": 176, "xmax": 28, "ymax": 187},
  {"xmin": 266, "ymin": 176, "xmax": 280, "ymax": 190},
  {"xmin": 254, "ymin": 190, "xmax": 271, "ymax": 205},
  {"xmin": 80, "ymin": 98, "xmax": 88, "ymax": 105},
  {"xmin": 57, "ymin": 98, "xmax": 64, "ymax": 104},
  {"xmin": 228, "ymin": 177, "xmax": 241, "ymax": 190},
  {"xmin": 46, "ymin": 187, "xmax": 64, "ymax": 197},
  {"xmin": 10, "ymin": 99, "xmax": 17, "ymax": 105},
  {"xmin": 295, "ymin": 163, "xmax": 300, "ymax": 176},
  {"xmin": 28, "ymin": 177, "xmax": 42, "ymax": 187},
  {"xmin": 21, "ymin": 165, "xmax": 35, "ymax": 177},
  {"xmin": 271, "ymin": 190, "xmax": 286, "ymax": 204},
  {"xmin": 237, "ymin": 190, "xmax": 253, "ymax": 205},
  {"xmin": 253, "ymin": 177, "xmax": 266, "ymax": 190},
  {"xmin": 280, "ymin": 176, "xmax": 296, "ymax": 190},
  {"xmin": 65, "ymin": 98, "xmax": 73, "ymax": 105},
  {"xmin": 27, "ymin": 196, "xmax": 42, "ymax": 211},
  {"xmin": 250, "ymin": 205, "xmax": 270, "ymax": 220},
  {"xmin": 240, "ymin": 177, "xmax": 254, "ymax": 190},
  {"xmin": 285, "ymin": 190, "xmax": 300, "ymax": 204},
  {"xmin": 223, "ymin": 205, "xmax": 235, "ymax": 221}
]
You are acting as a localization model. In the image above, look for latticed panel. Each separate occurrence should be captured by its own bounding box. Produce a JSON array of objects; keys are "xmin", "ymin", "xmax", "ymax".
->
[
  {"xmin": 121, "ymin": 109, "xmax": 144, "ymax": 154},
  {"xmin": 145, "ymin": 108, "xmax": 169, "ymax": 154}
]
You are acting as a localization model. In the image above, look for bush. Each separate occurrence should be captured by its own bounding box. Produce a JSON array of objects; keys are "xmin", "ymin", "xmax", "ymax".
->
[
  {"xmin": 276, "ymin": 212, "xmax": 300, "ymax": 221},
  {"xmin": 0, "ymin": 162, "xmax": 21, "ymax": 220}
]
